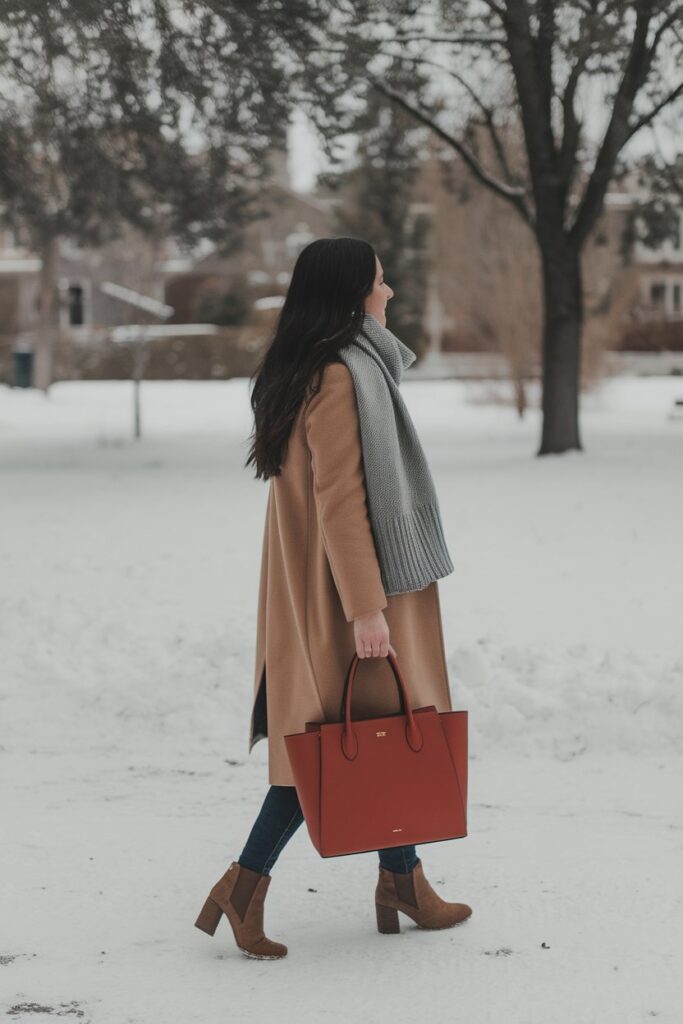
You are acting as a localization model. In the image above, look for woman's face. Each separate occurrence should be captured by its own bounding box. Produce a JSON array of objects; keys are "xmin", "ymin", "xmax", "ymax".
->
[{"xmin": 362, "ymin": 257, "xmax": 394, "ymax": 327}]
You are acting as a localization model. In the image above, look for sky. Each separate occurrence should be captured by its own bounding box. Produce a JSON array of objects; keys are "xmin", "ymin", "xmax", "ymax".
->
[{"xmin": 287, "ymin": 109, "xmax": 337, "ymax": 193}]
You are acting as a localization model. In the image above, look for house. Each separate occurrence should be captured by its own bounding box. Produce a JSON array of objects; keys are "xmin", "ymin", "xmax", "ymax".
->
[
  {"xmin": 0, "ymin": 226, "xmax": 167, "ymax": 340},
  {"xmin": 0, "ymin": 222, "xmax": 170, "ymax": 385},
  {"xmin": 162, "ymin": 151, "xmax": 336, "ymax": 324}
]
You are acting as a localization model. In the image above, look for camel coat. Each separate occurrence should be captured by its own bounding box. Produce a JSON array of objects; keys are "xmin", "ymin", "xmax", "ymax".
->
[{"xmin": 248, "ymin": 360, "xmax": 454, "ymax": 786}]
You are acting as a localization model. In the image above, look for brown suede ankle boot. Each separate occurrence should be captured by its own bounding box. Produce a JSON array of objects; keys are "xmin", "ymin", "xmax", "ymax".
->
[
  {"xmin": 375, "ymin": 858, "xmax": 472, "ymax": 933},
  {"xmin": 194, "ymin": 861, "xmax": 287, "ymax": 959}
]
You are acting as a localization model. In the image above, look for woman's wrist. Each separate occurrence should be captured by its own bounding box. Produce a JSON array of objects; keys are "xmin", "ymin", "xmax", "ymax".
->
[{"xmin": 353, "ymin": 609, "xmax": 384, "ymax": 622}]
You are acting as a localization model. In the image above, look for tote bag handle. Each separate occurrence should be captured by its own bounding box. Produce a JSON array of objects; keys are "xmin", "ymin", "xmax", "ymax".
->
[{"xmin": 339, "ymin": 651, "xmax": 423, "ymax": 760}]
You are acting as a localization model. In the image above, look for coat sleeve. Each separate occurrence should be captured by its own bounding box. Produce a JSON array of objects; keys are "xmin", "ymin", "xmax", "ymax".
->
[{"xmin": 304, "ymin": 361, "xmax": 388, "ymax": 623}]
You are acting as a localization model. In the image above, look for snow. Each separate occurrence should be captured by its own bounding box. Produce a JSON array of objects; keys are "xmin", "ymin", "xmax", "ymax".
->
[{"xmin": 1, "ymin": 375, "xmax": 682, "ymax": 1024}]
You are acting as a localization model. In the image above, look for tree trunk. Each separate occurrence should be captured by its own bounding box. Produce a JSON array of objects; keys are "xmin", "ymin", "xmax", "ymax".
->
[
  {"xmin": 34, "ymin": 236, "xmax": 59, "ymax": 392},
  {"xmin": 538, "ymin": 240, "xmax": 583, "ymax": 455},
  {"xmin": 514, "ymin": 373, "xmax": 527, "ymax": 419}
]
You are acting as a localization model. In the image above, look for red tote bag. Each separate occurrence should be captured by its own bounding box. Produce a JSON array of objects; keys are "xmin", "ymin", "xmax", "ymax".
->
[{"xmin": 284, "ymin": 650, "xmax": 468, "ymax": 857}]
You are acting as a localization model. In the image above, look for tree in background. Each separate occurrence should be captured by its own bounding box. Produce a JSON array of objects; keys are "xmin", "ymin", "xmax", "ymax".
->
[
  {"xmin": 319, "ymin": 68, "xmax": 432, "ymax": 353},
  {"xmin": 0, "ymin": 0, "xmax": 328, "ymax": 389},
  {"xmin": 433, "ymin": 122, "xmax": 542, "ymax": 414},
  {"xmin": 304, "ymin": 0, "xmax": 683, "ymax": 455},
  {"xmin": 626, "ymin": 150, "xmax": 683, "ymax": 251},
  {"xmin": 438, "ymin": 122, "xmax": 644, "ymax": 410}
]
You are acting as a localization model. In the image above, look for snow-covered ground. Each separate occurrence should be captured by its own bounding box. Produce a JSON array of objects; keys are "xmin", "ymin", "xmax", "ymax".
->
[{"xmin": 1, "ymin": 376, "xmax": 682, "ymax": 1024}]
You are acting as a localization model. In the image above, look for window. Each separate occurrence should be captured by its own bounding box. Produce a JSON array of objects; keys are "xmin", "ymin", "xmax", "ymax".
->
[
  {"xmin": 68, "ymin": 285, "xmax": 84, "ymax": 325},
  {"xmin": 673, "ymin": 282, "xmax": 681, "ymax": 314},
  {"xmin": 650, "ymin": 282, "xmax": 666, "ymax": 307}
]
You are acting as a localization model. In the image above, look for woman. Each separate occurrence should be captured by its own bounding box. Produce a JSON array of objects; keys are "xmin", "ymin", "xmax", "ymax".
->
[{"xmin": 194, "ymin": 237, "xmax": 472, "ymax": 959}]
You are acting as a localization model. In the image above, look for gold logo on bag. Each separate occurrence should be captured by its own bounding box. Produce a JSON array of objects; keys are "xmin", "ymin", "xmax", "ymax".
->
[
  {"xmin": 392, "ymin": 828, "xmax": 403, "ymax": 832},
  {"xmin": 376, "ymin": 730, "xmax": 386, "ymax": 737}
]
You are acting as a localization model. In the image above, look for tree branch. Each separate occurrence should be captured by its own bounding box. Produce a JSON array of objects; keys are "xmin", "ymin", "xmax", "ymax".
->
[
  {"xmin": 626, "ymin": 79, "xmax": 683, "ymax": 140},
  {"xmin": 449, "ymin": 71, "xmax": 517, "ymax": 184},
  {"xmin": 377, "ymin": 46, "xmax": 518, "ymax": 185},
  {"xmin": 558, "ymin": 36, "xmax": 593, "ymax": 191},
  {"xmin": 370, "ymin": 79, "xmax": 533, "ymax": 225},
  {"xmin": 502, "ymin": 0, "xmax": 558, "ymax": 192},
  {"xmin": 647, "ymin": 5, "xmax": 683, "ymax": 58},
  {"xmin": 534, "ymin": 0, "xmax": 556, "ymax": 127},
  {"xmin": 569, "ymin": 2, "xmax": 657, "ymax": 248},
  {"xmin": 391, "ymin": 34, "xmax": 506, "ymax": 46}
]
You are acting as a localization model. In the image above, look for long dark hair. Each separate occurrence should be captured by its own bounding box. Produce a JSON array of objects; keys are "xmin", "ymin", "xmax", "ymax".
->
[{"xmin": 244, "ymin": 236, "xmax": 377, "ymax": 480}]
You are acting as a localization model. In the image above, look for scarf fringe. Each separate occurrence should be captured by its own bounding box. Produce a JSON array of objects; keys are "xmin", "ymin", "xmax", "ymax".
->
[{"xmin": 372, "ymin": 501, "xmax": 455, "ymax": 596}]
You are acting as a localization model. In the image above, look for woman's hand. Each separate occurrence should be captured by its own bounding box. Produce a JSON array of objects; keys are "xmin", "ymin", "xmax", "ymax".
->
[{"xmin": 353, "ymin": 610, "xmax": 398, "ymax": 660}]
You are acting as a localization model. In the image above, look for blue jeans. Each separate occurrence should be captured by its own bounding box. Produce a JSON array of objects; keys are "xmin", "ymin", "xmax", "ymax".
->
[{"xmin": 238, "ymin": 785, "xmax": 420, "ymax": 875}]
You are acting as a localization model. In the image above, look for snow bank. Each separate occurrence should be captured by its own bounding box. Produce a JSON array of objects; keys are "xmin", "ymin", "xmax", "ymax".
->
[{"xmin": 2, "ymin": 376, "xmax": 682, "ymax": 1024}]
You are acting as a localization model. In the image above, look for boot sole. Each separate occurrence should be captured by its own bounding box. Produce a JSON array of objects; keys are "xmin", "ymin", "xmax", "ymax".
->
[
  {"xmin": 239, "ymin": 946, "xmax": 287, "ymax": 960},
  {"xmin": 416, "ymin": 915, "xmax": 472, "ymax": 930},
  {"xmin": 377, "ymin": 901, "xmax": 473, "ymax": 933}
]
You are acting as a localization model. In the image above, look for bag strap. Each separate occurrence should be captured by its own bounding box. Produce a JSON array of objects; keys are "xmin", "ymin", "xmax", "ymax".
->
[
  {"xmin": 339, "ymin": 651, "xmax": 423, "ymax": 759},
  {"xmin": 338, "ymin": 650, "xmax": 410, "ymax": 721}
]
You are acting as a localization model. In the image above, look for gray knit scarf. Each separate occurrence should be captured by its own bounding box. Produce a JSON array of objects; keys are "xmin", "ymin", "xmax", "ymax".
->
[{"xmin": 337, "ymin": 312, "xmax": 454, "ymax": 596}]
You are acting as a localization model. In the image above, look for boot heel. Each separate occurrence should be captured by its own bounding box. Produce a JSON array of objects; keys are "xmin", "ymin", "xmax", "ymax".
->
[
  {"xmin": 195, "ymin": 896, "xmax": 223, "ymax": 936},
  {"xmin": 376, "ymin": 902, "xmax": 400, "ymax": 934}
]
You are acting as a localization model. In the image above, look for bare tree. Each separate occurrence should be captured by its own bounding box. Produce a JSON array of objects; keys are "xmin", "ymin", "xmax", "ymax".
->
[{"xmin": 307, "ymin": 0, "xmax": 683, "ymax": 454}]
